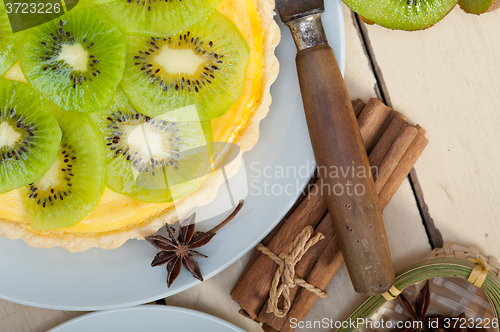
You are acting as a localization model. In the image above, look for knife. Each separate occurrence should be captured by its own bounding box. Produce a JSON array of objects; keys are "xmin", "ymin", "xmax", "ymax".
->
[{"xmin": 275, "ymin": 0, "xmax": 395, "ymax": 295}]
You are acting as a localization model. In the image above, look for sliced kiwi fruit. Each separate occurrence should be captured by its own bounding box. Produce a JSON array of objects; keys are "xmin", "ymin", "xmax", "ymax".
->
[
  {"xmin": 459, "ymin": 0, "xmax": 500, "ymax": 14},
  {"xmin": 21, "ymin": 110, "xmax": 106, "ymax": 230},
  {"xmin": 343, "ymin": 0, "xmax": 458, "ymax": 30},
  {"xmin": 98, "ymin": 0, "xmax": 221, "ymax": 37},
  {"xmin": 0, "ymin": 0, "xmax": 20, "ymax": 77},
  {"xmin": 0, "ymin": 78, "xmax": 61, "ymax": 194},
  {"xmin": 81, "ymin": 0, "xmax": 117, "ymax": 5},
  {"xmin": 91, "ymin": 90, "xmax": 212, "ymax": 202},
  {"xmin": 120, "ymin": 10, "xmax": 249, "ymax": 121},
  {"xmin": 20, "ymin": 4, "xmax": 126, "ymax": 113}
]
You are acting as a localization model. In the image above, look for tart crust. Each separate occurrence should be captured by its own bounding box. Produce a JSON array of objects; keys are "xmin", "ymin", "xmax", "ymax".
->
[{"xmin": 0, "ymin": 0, "xmax": 280, "ymax": 252}]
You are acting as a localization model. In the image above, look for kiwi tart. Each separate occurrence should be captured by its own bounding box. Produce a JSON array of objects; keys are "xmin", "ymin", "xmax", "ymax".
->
[{"xmin": 0, "ymin": 0, "xmax": 280, "ymax": 251}]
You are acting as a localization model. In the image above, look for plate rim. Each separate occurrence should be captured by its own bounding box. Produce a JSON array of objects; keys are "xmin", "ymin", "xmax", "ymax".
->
[{"xmin": 48, "ymin": 305, "xmax": 246, "ymax": 332}]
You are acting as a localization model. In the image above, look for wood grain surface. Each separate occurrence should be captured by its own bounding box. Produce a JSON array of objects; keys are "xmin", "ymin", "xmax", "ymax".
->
[{"xmin": 362, "ymin": 7, "xmax": 500, "ymax": 257}]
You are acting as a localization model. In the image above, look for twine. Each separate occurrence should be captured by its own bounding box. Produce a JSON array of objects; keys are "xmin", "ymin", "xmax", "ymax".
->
[{"xmin": 256, "ymin": 226, "xmax": 328, "ymax": 318}]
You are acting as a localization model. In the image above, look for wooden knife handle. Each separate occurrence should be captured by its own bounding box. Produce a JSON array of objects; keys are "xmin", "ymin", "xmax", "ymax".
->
[{"xmin": 296, "ymin": 44, "xmax": 395, "ymax": 295}]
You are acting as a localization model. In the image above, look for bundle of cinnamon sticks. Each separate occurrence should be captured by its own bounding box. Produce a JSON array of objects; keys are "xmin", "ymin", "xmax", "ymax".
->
[{"xmin": 231, "ymin": 98, "xmax": 428, "ymax": 332}]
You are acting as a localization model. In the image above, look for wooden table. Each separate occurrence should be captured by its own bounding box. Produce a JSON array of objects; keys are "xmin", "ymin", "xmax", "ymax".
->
[{"xmin": 2, "ymin": 4, "xmax": 499, "ymax": 331}]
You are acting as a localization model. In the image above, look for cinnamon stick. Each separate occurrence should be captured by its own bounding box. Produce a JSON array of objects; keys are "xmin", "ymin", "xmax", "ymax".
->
[
  {"xmin": 351, "ymin": 99, "xmax": 366, "ymax": 118},
  {"xmin": 378, "ymin": 125, "xmax": 428, "ymax": 210},
  {"xmin": 257, "ymin": 214, "xmax": 336, "ymax": 329},
  {"xmin": 369, "ymin": 111, "xmax": 407, "ymax": 170},
  {"xmin": 233, "ymin": 175, "xmax": 318, "ymax": 294},
  {"xmin": 374, "ymin": 124, "xmax": 418, "ymax": 194},
  {"xmin": 357, "ymin": 98, "xmax": 392, "ymax": 153},
  {"xmin": 230, "ymin": 178, "xmax": 328, "ymax": 319},
  {"xmin": 262, "ymin": 324, "xmax": 278, "ymax": 332}
]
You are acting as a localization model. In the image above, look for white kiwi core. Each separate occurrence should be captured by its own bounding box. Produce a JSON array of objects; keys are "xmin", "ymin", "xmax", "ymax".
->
[
  {"xmin": 0, "ymin": 122, "xmax": 22, "ymax": 148},
  {"xmin": 56, "ymin": 44, "xmax": 89, "ymax": 72},
  {"xmin": 126, "ymin": 124, "xmax": 175, "ymax": 161},
  {"xmin": 38, "ymin": 156, "xmax": 62, "ymax": 191},
  {"xmin": 153, "ymin": 46, "xmax": 205, "ymax": 75}
]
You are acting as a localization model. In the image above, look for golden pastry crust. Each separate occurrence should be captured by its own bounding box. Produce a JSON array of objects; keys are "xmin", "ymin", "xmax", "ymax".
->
[{"xmin": 0, "ymin": 0, "xmax": 281, "ymax": 252}]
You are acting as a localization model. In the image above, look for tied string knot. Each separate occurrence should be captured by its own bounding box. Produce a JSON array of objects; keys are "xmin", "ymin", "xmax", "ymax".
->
[{"xmin": 256, "ymin": 226, "xmax": 328, "ymax": 318}]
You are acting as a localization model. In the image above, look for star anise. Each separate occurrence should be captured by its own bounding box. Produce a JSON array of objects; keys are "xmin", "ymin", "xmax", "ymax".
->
[
  {"xmin": 395, "ymin": 281, "xmax": 432, "ymax": 332},
  {"xmin": 394, "ymin": 281, "xmax": 488, "ymax": 332},
  {"xmin": 146, "ymin": 200, "xmax": 244, "ymax": 287}
]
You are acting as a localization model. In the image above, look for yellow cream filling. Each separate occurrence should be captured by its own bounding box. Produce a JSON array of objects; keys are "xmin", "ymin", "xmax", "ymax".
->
[{"xmin": 0, "ymin": 0, "xmax": 264, "ymax": 234}]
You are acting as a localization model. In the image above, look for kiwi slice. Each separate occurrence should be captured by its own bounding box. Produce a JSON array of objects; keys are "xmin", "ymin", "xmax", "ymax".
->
[
  {"xmin": 81, "ymin": 0, "xmax": 116, "ymax": 5},
  {"xmin": 0, "ymin": 78, "xmax": 61, "ymax": 194},
  {"xmin": 91, "ymin": 90, "xmax": 212, "ymax": 203},
  {"xmin": 98, "ymin": 0, "xmax": 221, "ymax": 37},
  {"xmin": 459, "ymin": 0, "xmax": 500, "ymax": 14},
  {"xmin": 0, "ymin": 1, "xmax": 20, "ymax": 77},
  {"xmin": 20, "ymin": 4, "xmax": 126, "ymax": 113},
  {"xmin": 120, "ymin": 10, "xmax": 249, "ymax": 121},
  {"xmin": 21, "ymin": 110, "xmax": 106, "ymax": 230},
  {"xmin": 343, "ymin": 0, "xmax": 458, "ymax": 30}
]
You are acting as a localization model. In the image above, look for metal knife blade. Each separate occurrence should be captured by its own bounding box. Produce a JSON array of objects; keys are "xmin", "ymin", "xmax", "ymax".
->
[{"xmin": 275, "ymin": 0, "xmax": 324, "ymax": 23}]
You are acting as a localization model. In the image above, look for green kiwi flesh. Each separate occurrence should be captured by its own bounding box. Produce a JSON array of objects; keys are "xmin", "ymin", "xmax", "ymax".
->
[
  {"xmin": 459, "ymin": 0, "xmax": 498, "ymax": 14},
  {"xmin": 120, "ymin": 10, "xmax": 249, "ymax": 121},
  {"xmin": 21, "ymin": 110, "xmax": 106, "ymax": 230},
  {"xmin": 20, "ymin": 4, "xmax": 126, "ymax": 113},
  {"xmin": 91, "ymin": 90, "xmax": 212, "ymax": 203},
  {"xmin": 343, "ymin": 0, "xmax": 458, "ymax": 30},
  {"xmin": 80, "ymin": 0, "xmax": 117, "ymax": 5},
  {"xmin": 0, "ymin": 78, "xmax": 61, "ymax": 194},
  {"xmin": 0, "ymin": 0, "xmax": 20, "ymax": 77},
  {"xmin": 99, "ymin": 0, "xmax": 221, "ymax": 37}
]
